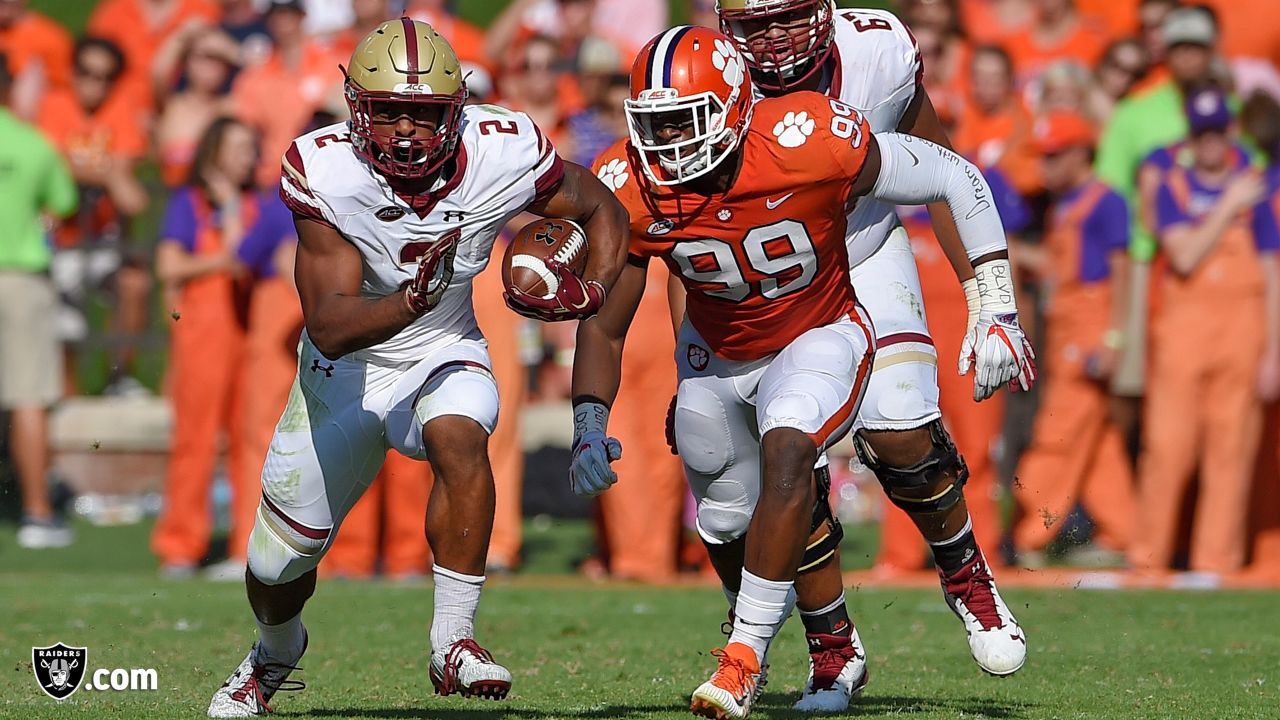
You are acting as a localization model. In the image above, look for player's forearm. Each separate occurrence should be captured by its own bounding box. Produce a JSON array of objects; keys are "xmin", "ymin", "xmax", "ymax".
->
[
  {"xmin": 570, "ymin": 320, "xmax": 625, "ymax": 409},
  {"xmin": 568, "ymin": 193, "xmax": 629, "ymax": 292},
  {"xmin": 305, "ymin": 291, "xmax": 418, "ymax": 360},
  {"xmin": 902, "ymin": 92, "xmax": 978, "ymax": 283},
  {"xmin": 869, "ymin": 133, "xmax": 1008, "ymax": 261}
]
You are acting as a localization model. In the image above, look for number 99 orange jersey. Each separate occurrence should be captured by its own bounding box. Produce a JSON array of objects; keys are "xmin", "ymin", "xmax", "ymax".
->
[{"xmin": 593, "ymin": 90, "xmax": 874, "ymax": 362}]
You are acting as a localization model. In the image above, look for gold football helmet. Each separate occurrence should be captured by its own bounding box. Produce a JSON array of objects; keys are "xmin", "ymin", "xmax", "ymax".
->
[{"xmin": 343, "ymin": 17, "xmax": 467, "ymax": 179}]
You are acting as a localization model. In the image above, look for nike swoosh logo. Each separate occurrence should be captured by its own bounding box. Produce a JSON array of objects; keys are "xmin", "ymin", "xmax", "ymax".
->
[
  {"xmin": 904, "ymin": 147, "xmax": 920, "ymax": 166},
  {"xmin": 765, "ymin": 193, "xmax": 794, "ymax": 209}
]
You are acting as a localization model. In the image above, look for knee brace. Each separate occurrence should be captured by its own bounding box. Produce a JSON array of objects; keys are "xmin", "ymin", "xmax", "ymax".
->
[
  {"xmin": 247, "ymin": 498, "xmax": 332, "ymax": 585},
  {"xmin": 854, "ymin": 419, "xmax": 969, "ymax": 515},
  {"xmin": 695, "ymin": 503, "xmax": 754, "ymax": 545},
  {"xmin": 799, "ymin": 465, "xmax": 844, "ymax": 573}
]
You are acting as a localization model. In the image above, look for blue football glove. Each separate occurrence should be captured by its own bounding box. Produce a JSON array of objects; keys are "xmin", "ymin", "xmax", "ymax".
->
[{"xmin": 569, "ymin": 431, "xmax": 622, "ymax": 497}]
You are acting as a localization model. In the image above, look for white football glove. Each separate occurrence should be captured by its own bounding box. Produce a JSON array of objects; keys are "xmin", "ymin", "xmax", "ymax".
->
[
  {"xmin": 959, "ymin": 259, "xmax": 1038, "ymax": 401},
  {"xmin": 568, "ymin": 401, "xmax": 622, "ymax": 496}
]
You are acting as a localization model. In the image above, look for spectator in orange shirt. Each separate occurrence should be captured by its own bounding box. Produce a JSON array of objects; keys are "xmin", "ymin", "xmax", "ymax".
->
[
  {"xmin": 154, "ymin": 30, "xmax": 239, "ymax": 186},
  {"xmin": 40, "ymin": 37, "xmax": 152, "ymax": 396},
  {"xmin": 232, "ymin": 0, "xmax": 341, "ymax": 189},
  {"xmin": 0, "ymin": 0, "xmax": 72, "ymax": 117},
  {"xmin": 1005, "ymin": 0, "xmax": 1108, "ymax": 90},
  {"xmin": 1074, "ymin": 0, "xmax": 1139, "ymax": 38},
  {"xmin": 486, "ymin": 0, "xmax": 632, "ymax": 82},
  {"xmin": 954, "ymin": 45, "xmax": 1041, "ymax": 194},
  {"xmin": 88, "ymin": 0, "xmax": 221, "ymax": 111},
  {"xmin": 328, "ymin": 0, "xmax": 391, "ymax": 60},
  {"xmin": 959, "ymin": 0, "xmax": 1035, "ymax": 46},
  {"xmin": 904, "ymin": 0, "xmax": 973, "ymax": 130},
  {"xmin": 500, "ymin": 35, "xmax": 570, "ymax": 147}
]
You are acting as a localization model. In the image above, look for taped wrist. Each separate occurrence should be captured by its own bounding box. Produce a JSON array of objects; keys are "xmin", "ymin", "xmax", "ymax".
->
[
  {"xmin": 962, "ymin": 276, "xmax": 981, "ymax": 330},
  {"xmin": 572, "ymin": 400, "xmax": 610, "ymax": 443},
  {"xmin": 973, "ymin": 258, "xmax": 1017, "ymax": 313}
]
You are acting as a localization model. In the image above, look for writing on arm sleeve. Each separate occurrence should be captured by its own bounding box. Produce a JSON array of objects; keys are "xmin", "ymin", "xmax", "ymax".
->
[{"xmin": 160, "ymin": 188, "xmax": 198, "ymax": 252}]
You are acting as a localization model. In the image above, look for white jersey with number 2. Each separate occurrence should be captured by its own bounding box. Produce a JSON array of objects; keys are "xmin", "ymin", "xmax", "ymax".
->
[{"xmin": 279, "ymin": 103, "xmax": 563, "ymax": 364}]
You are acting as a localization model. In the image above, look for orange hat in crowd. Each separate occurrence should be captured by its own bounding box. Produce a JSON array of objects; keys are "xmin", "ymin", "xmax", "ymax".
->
[{"xmin": 1033, "ymin": 111, "xmax": 1097, "ymax": 154}]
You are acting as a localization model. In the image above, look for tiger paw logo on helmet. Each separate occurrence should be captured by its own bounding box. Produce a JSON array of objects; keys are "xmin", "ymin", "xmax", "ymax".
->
[
  {"xmin": 773, "ymin": 111, "xmax": 816, "ymax": 148},
  {"xmin": 711, "ymin": 38, "xmax": 744, "ymax": 91},
  {"xmin": 597, "ymin": 159, "xmax": 629, "ymax": 191}
]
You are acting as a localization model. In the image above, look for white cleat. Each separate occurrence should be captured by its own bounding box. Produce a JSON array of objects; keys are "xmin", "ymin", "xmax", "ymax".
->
[
  {"xmin": 793, "ymin": 628, "xmax": 869, "ymax": 712},
  {"xmin": 17, "ymin": 519, "xmax": 73, "ymax": 549},
  {"xmin": 690, "ymin": 642, "xmax": 762, "ymax": 720},
  {"xmin": 939, "ymin": 552, "xmax": 1027, "ymax": 675},
  {"xmin": 207, "ymin": 640, "xmax": 305, "ymax": 717},
  {"xmin": 430, "ymin": 636, "xmax": 512, "ymax": 700}
]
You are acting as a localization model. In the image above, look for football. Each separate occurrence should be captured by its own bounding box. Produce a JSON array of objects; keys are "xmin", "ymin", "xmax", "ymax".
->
[{"xmin": 502, "ymin": 217, "xmax": 588, "ymax": 300}]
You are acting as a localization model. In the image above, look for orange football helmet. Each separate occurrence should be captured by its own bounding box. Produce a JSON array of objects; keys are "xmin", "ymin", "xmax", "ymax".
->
[
  {"xmin": 625, "ymin": 25, "xmax": 755, "ymax": 186},
  {"xmin": 717, "ymin": 0, "xmax": 836, "ymax": 92}
]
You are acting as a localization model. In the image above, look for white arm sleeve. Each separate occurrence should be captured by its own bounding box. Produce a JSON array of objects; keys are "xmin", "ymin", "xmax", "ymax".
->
[{"xmin": 869, "ymin": 132, "xmax": 1008, "ymax": 260}]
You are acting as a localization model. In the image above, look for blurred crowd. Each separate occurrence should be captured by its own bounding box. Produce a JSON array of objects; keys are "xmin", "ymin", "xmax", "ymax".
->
[{"xmin": 2, "ymin": 0, "xmax": 1279, "ymax": 587}]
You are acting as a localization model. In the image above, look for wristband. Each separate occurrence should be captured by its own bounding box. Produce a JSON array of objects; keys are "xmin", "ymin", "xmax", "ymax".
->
[
  {"xmin": 973, "ymin": 258, "xmax": 1017, "ymax": 313},
  {"xmin": 962, "ymin": 277, "xmax": 981, "ymax": 327}
]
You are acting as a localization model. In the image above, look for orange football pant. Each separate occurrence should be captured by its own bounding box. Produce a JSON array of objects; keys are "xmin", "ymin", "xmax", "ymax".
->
[{"xmin": 596, "ymin": 263, "xmax": 685, "ymax": 582}]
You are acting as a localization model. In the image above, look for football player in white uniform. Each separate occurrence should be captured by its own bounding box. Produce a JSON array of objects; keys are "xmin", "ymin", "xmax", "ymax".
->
[
  {"xmin": 713, "ymin": 0, "xmax": 1035, "ymax": 710},
  {"xmin": 207, "ymin": 19, "xmax": 628, "ymax": 718}
]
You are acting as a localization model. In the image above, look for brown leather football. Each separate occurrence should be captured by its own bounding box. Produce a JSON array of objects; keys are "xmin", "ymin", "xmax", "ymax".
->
[{"xmin": 501, "ymin": 218, "xmax": 589, "ymax": 299}]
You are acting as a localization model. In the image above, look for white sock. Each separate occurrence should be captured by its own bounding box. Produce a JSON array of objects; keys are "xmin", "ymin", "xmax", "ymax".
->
[
  {"xmin": 431, "ymin": 563, "xmax": 485, "ymax": 652},
  {"xmin": 728, "ymin": 570, "xmax": 795, "ymax": 664},
  {"xmin": 256, "ymin": 612, "xmax": 306, "ymax": 665}
]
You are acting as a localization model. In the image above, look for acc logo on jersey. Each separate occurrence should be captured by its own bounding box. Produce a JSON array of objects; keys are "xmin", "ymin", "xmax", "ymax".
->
[
  {"xmin": 376, "ymin": 206, "xmax": 406, "ymax": 222},
  {"xmin": 687, "ymin": 344, "xmax": 709, "ymax": 371},
  {"xmin": 647, "ymin": 219, "xmax": 674, "ymax": 236},
  {"xmin": 597, "ymin": 158, "xmax": 629, "ymax": 191},
  {"xmin": 773, "ymin": 111, "xmax": 816, "ymax": 148}
]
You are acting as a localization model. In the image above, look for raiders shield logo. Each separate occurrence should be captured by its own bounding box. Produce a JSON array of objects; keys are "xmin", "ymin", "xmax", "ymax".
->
[
  {"xmin": 33, "ymin": 643, "xmax": 87, "ymax": 700},
  {"xmin": 375, "ymin": 206, "xmax": 406, "ymax": 222},
  {"xmin": 687, "ymin": 343, "xmax": 709, "ymax": 371}
]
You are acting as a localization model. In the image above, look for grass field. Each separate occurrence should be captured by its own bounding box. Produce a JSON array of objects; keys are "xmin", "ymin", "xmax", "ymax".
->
[{"xmin": 3, "ymin": 523, "xmax": 1280, "ymax": 720}]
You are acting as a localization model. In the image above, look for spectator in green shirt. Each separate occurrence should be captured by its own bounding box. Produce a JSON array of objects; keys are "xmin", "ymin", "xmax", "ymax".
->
[{"xmin": 0, "ymin": 52, "xmax": 78, "ymax": 549}]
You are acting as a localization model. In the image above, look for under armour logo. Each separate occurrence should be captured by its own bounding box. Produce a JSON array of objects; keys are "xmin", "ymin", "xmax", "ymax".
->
[
  {"xmin": 310, "ymin": 359, "xmax": 334, "ymax": 377},
  {"xmin": 442, "ymin": 210, "xmax": 467, "ymax": 222}
]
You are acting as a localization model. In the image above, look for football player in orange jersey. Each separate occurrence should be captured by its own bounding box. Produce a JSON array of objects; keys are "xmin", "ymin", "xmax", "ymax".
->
[
  {"xmin": 716, "ymin": 2, "xmax": 1036, "ymax": 708},
  {"xmin": 573, "ymin": 26, "xmax": 1031, "ymax": 719}
]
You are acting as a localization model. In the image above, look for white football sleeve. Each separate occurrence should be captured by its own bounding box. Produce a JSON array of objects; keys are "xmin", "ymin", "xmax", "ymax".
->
[{"xmin": 868, "ymin": 132, "xmax": 1007, "ymax": 260}]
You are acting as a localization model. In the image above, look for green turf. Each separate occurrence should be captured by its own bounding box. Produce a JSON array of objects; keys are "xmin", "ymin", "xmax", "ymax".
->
[{"xmin": 2, "ymin": 564, "xmax": 1278, "ymax": 719}]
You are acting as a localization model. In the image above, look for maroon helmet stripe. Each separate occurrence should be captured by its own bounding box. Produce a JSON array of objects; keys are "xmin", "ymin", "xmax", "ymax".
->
[{"xmin": 401, "ymin": 16, "xmax": 420, "ymax": 83}]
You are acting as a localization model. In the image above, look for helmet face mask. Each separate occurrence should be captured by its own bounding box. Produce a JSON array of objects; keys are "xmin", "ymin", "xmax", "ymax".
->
[
  {"xmin": 626, "ymin": 91, "xmax": 738, "ymax": 185},
  {"xmin": 346, "ymin": 82, "xmax": 465, "ymax": 180},
  {"xmin": 343, "ymin": 18, "xmax": 468, "ymax": 182},
  {"xmin": 718, "ymin": 0, "xmax": 835, "ymax": 92}
]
